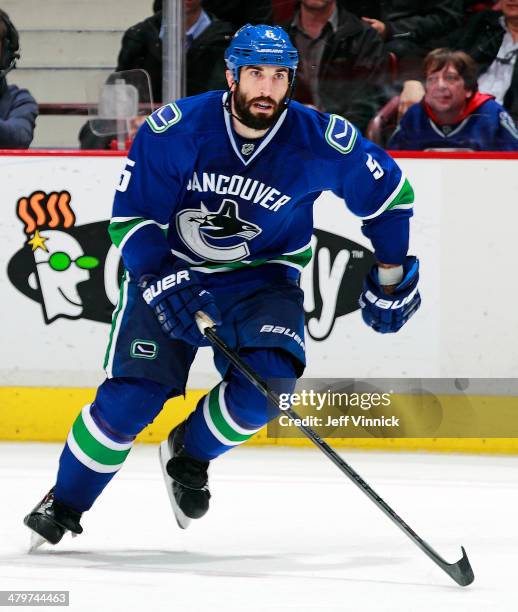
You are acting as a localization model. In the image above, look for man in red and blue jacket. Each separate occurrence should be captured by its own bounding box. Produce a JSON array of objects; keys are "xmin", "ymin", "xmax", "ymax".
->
[{"xmin": 388, "ymin": 48, "xmax": 518, "ymax": 151}]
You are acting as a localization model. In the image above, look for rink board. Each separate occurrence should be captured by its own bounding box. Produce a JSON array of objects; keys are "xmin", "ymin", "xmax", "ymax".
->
[
  {"xmin": 2, "ymin": 386, "xmax": 518, "ymax": 454},
  {"xmin": 0, "ymin": 151, "xmax": 517, "ymax": 452}
]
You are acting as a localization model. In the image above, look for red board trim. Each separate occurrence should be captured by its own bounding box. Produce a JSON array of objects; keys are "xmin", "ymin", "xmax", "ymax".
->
[
  {"xmin": 0, "ymin": 149, "xmax": 518, "ymax": 160},
  {"xmin": 0, "ymin": 149, "xmax": 127, "ymax": 157}
]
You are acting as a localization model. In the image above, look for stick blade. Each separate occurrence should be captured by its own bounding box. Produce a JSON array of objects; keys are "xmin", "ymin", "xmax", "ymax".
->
[{"xmin": 443, "ymin": 546, "xmax": 475, "ymax": 586}]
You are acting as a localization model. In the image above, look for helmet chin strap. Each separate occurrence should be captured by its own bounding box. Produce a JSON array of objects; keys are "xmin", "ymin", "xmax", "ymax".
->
[{"xmin": 223, "ymin": 89, "xmax": 251, "ymax": 128}]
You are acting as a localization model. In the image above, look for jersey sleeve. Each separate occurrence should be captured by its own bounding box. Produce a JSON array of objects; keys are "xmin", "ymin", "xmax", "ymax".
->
[
  {"xmin": 108, "ymin": 111, "xmax": 189, "ymax": 279},
  {"xmin": 496, "ymin": 109, "xmax": 518, "ymax": 151},
  {"xmin": 324, "ymin": 115, "xmax": 414, "ymax": 264}
]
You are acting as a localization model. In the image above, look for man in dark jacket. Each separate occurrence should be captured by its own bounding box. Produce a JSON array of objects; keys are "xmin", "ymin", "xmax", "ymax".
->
[
  {"xmin": 284, "ymin": 0, "xmax": 386, "ymax": 133},
  {"xmin": 343, "ymin": 0, "xmax": 463, "ymax": 58},
  {"xmin": 117, "ymin": 1, "xmax": 234, "ymax": 103},
  {"xmin": 343, "ymin": 1, "xmax": 464, "ymax": 118},
  {"xmin": 80, "ymin": 0, "xmax": 234, "ymax": 148},
  {"xmin": 153, "ymin": 0, "xmax": 273, "ymax": 30},
  {"xmin": 448, "ymin": 0, "xmax": 518, "ymax": 122},
  {"xmin": 201, "ymin": 0, "xmax": 273, "ymax": 29},
  {"xmin": 0, "ymin": 9, "xmax": 37, "ymax": 148}
]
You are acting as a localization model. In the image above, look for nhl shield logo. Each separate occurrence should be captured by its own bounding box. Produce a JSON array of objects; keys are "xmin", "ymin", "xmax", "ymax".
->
[{"xmin": 241, "ymin": 143, "xmax": 255, "ymax": 156}]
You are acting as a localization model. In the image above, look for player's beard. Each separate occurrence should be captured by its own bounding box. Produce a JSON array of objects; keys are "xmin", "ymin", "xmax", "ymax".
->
[{"xmin": 233, "ymin": 87, "xmax": 287, "ymax": 130}]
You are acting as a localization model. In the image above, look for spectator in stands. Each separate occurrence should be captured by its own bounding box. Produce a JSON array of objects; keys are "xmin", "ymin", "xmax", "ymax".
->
[
  {"xmin": 448, "ymin": 0, "xmax": 518, "ymax": 122},
  {"xmin": 345, "ymin": 0, "xmax": 463, "ymax": 57},
  {"xmin": 388, "ymin": 48, "xmax": 518, "ymax": 150},
  {"xmin": 283, "ymin": 0, "xmax": 386, "ymax": 134},
  {"xmin": 0, "ymin": 9, "xmax": 37, "ymax": 149},
  {"xmin": 201, "ymin": 0, "xmax": 273, "ymax": 29},
  {"xmin": 344, "ymin": 1, "xmax": 464, "ymax": 117},
  {"xmin": 79, "ymin": 0, "xmax": 233, "ymax": 148},
  {"xmin": 117, "ymin": 0, "xmax": 234, "ymax": 103}
]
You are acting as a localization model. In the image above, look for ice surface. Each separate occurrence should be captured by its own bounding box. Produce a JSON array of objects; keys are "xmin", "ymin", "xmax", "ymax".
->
[{"xmin": 0, "ymin": 442, "xmax": 516, "ymax": 611}]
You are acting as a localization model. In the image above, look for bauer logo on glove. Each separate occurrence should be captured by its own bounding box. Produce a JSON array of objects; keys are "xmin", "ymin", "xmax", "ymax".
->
[
  {"xmin": 359, "ymin": 256, "xmax": 421, "ymax": 334},
  {"xmin": 141, "ymin": 270, "xmax": 191, "ymax": 304},
  {"xmin": 139, "ymin": 262, "xmax": 221, "ymax": 346}
]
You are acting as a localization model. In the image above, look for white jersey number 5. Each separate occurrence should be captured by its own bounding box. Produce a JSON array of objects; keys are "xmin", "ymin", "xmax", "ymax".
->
[{"xmin": 366, "ymin": 153, "xmax": 384, "ymax": 180}]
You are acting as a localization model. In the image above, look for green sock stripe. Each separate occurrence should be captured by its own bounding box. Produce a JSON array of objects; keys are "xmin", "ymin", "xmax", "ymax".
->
[
  {"xmin": 208, "ymin": 386, "xmax": 253, "ymax": 443},
  {"xmin": 72, "ymin": 413, "xmax": 131, "ymax": 466}
]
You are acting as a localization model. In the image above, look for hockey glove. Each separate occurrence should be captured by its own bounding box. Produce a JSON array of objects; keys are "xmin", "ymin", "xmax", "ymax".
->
[
  {"xmin": 359, "ymin": 256, "xmax": 421, "ymax": 334},
  {"xmin": 139, "ymin": 262, "xmax": 221, "ymax": 346}
]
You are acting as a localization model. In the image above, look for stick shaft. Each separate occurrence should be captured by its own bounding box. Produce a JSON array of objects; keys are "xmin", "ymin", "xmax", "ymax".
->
[{"xmin": 202, "ymin": 325, "xmax": 474, "ymax": 586}]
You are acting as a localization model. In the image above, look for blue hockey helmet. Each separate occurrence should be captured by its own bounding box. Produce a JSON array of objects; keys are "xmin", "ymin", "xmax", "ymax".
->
[{"xmin": 224, "ymin": 24, "xmax": 299, "ymax": 83}]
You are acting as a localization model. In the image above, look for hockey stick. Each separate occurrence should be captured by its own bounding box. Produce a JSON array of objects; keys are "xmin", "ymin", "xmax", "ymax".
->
[{"xmin": 196, "ymin": 313, "xmax": 475, "ymax": 587}]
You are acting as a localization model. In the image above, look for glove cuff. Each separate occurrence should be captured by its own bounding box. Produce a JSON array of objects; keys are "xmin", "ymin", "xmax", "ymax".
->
[{"xmin": 378, "ymin": 265, "xmax": 403, "ymax": 286}]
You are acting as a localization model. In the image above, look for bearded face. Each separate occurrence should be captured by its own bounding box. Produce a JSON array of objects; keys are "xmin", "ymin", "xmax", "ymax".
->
[{"xmin": 230, "ymin": 66, "xmax": 291, "ymax": 130}]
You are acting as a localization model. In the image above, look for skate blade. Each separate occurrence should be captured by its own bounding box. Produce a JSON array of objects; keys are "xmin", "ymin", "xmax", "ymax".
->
[
  {"xmin": 159, "ymin": 441, "xmax": 191, "ymax": 530},
  {"xmin": 28, "ymin": 531, "xmax": 47, "ymax": 553}
]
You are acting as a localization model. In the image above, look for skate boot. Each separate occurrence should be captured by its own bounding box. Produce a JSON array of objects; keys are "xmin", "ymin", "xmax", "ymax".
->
[
  {"xmin": 159, "ymin": 421, "xmax": 210, "ymax": 529},
  {"xmin": 24, "ymin": 488, "xmax": 83, "ymax": 550}
]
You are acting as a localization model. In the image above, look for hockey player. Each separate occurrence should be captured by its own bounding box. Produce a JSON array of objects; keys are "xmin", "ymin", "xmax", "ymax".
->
[
  {"xmin": 388, "ymin": 48, "xmax": 518, "ymax": 151},
  {"xmin": 24, "ymin": 24, "xmax": 420, "ymax": 546}
]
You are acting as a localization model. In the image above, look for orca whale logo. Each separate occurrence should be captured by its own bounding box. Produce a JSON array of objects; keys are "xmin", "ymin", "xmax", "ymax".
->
[{"xmin": 176, "ymin": 199, "xmax": 262, "ymax": 262}]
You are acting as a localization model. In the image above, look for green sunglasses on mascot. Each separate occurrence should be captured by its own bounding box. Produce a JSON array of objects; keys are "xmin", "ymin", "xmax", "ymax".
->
[{"xmin": 47, "ymin": 251, "xmax": 99, "ymax": 272}]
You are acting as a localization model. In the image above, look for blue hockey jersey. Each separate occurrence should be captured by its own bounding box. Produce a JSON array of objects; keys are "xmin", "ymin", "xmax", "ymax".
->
[
  {"xmin": 109, "ymin": 91, "xmax": 414, "ymax": 280},
  {"xmin": 388, "ymin": 94, "xmax": 518, "ymax": 152}
]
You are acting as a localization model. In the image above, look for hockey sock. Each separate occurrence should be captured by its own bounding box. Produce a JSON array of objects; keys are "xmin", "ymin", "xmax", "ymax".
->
[
  {"xmin": 54, "ymin": 377, "xmax": 171, "ymax": 512},
  {"xmin": 183, "ymin": 348, "xmax": 297, "ymax": 461}
]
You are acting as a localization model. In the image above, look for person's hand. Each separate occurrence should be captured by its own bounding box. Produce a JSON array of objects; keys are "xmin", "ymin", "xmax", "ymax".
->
[
  {"xmin": 359, "ymin": 256, "xmax": 421, "ymax": 333},
  {"xmin": 139, "ymin": 262, "xmax": 221, "ymax": 346},
  {"xmin": 398, "ymin": 80, "xmax": 425, "ymax": 120},
  {"xmin": 362, "ymin": 17, "xmax": 387, "ymax": 40}
]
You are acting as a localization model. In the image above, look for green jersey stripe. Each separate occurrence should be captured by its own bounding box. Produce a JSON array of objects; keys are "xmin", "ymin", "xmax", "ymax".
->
[
  {"xmin": 386, "ymin": 177, "xmax": 414, "ymax": 211},
  {"xmin": 361, "ymin": 175, "xmax": 414, "ymax": 220},
  {"xmin": 109, "ymin": 218, "xmax": 146, "ymax": 248},
  {"xmin": 192, "ymin": 245, "xmax": 313, "ymax": 274},
  {"xmin": 109, "ymin": 218, "xmax": 169, "ymax": 249},
  {"xmin": 104, "ymin": 272, "xmax": 129, "ymax": 376}
]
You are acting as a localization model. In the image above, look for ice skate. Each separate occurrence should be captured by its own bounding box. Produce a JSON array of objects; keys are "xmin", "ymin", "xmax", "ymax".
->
[
  {"xmin": 23, "ymin": 488, "xmax": 83, "ymax": 550},
  {"xmin": 159, "ymin": 421, "xmax": 210, "ymax": 529}
]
